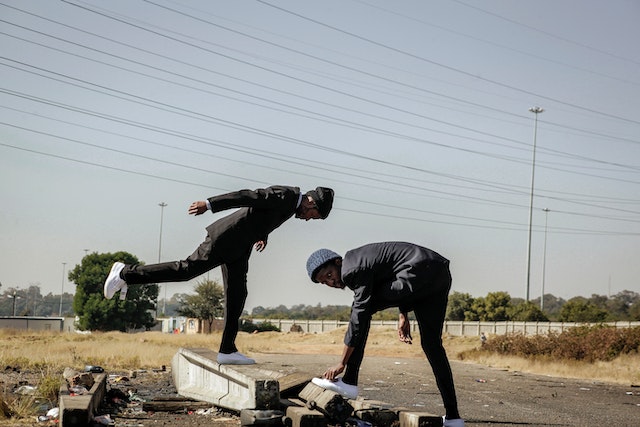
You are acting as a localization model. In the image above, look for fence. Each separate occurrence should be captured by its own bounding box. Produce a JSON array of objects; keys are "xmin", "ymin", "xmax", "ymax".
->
[{"xmin": 249, "ymin": 318, "xmax": 640, "ymax": 336}]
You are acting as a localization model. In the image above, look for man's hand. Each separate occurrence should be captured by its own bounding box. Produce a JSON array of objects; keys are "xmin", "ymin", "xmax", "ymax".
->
[
  {"xmin": 254, "ymin": 240, "xmax": 268, "ymax": 252},
  {"xmin": 322, "ymin": 363, "xmax": 345, "ymax": 380},
  {"xmin": 188, "ymin": 201, "xmax": 208, "ymax": 216},
  {"xmin": 398, "ymin": 312, "xmax": 413, "ymax": 344}
]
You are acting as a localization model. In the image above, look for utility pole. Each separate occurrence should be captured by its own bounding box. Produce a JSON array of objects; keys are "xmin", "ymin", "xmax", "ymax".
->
[
  {"xmin": 158, "ymin": 202, "xmax": 167, "ymax": 316},
  {"xmin": 525, "ymin": 106, "xmax": 544, "ymax": 301},
  {"xmin": 541, "ymin": 208, "xmax": 550, "ymax": 311},
  {"xmin": 59, "ymin": 262, "xmax": 66, "ymax": 316}
]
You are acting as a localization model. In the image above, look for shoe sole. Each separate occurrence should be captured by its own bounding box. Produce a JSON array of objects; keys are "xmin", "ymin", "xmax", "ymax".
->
[
  {"xmin": 104, "ymin": 263, "xmax": 125, "ymax": 299},
  {"xmin": 311, "ymin": 378, "xmax": 357, "ymax": 399}
]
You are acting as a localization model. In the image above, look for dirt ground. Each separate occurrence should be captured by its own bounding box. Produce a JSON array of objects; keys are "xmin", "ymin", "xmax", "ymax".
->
[{"xmin": 2, "ymin": 353, "xmax": 639, "ymax": 426}]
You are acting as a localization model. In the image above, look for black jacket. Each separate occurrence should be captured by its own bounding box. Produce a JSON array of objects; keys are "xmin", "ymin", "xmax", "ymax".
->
[
  {"xmin": 205, "ymin": 186, "xmax": 301, "ymax": 261},
  {"xmin": 341, "ymin": 241, "xmax": 449, "ymax": 348}
]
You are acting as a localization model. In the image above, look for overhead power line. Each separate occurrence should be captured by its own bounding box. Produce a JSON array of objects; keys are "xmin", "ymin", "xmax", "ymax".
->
[{"xmin": 256, "ymin": 0, "xmax": 640, "ymax": 126}]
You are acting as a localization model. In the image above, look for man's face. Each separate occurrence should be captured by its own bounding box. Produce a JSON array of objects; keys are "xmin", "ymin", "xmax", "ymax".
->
[
  {"xmin": 314, "ymin": 260, "xmax": 344, "ymax": 289},
  {"xmin": 295, "ymin": 196, "xmax": 322, "ymax": 221}
]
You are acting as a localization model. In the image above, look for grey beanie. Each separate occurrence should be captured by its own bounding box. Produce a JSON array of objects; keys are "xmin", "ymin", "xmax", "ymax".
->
[{"xmin": 306, "ymin": 248, "xmax": 341, "ymax": 282}]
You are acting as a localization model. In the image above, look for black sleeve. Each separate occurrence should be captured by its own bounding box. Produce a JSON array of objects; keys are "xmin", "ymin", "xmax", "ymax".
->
[
  {"xmin": 343, "ymin": 270, "xmax": 375, "ymax": 348},
  {"xmin": 207, "ymin": 186, "xmax": 299, "ymax": 213}
]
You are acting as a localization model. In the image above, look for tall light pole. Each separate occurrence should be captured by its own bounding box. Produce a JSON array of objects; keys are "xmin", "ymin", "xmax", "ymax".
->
[
  {"xmin": 9, "ymin": 290, "xmax": 21, "ymax": 316},
  {"xmin": 158, "ymin": 202, "xmax": 167, "ymax": 316},
  {"xmin": 59, "ymin": 262, "xmax": 66, "ymax": 316},
  {"xmin": 541, "ymin": 208, "xmax": 550, "ymax": 311},
  {"xmin": 525, "ymin": 106, "xmax": 544, "ymax": 301}
]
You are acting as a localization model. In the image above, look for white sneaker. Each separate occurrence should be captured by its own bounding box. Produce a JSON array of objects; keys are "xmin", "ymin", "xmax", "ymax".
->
[
  {"xmin": 443, "ymin": 416, "xmax": 465, "ymax": 427},
  {"xmin": 104, "ymin": 262, "xmax": 127, "ymax": 300},
  {"xmin": 311, "ymin": 377, "xmax": 358, "ymax": 399},
  {"xmin": 216, "ymin": 351, "xmax": 256, "ymax": 365}
]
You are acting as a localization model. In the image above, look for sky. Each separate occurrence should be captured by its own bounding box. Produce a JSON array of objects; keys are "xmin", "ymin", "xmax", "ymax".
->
[{"xmin": 1, "ymin": 0, "xmax": 639, "ymax": 312}]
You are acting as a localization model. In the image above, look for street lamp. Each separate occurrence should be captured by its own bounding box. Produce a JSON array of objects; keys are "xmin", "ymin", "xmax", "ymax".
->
[
  {"xmin": 541, "ymin": 208, "xmax": 550, "ymax": 311},
  {"xmin": 525, "ymin": 106, "xmax": 544, "ymax": 301},
  {"xmin": 158, "ymin": 202, "xmax": 167, "ymax": 316},
  {"xmin": 8, "ymin": 291, "xmax": 21, "ymax": 316},
  {"xmin": 59, "ymin": 262, "xmax": 66, "ymax": 316}
]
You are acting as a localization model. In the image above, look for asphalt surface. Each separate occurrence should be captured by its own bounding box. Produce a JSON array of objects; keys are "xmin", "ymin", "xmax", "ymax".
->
[{"xmin": 256, "ymin": 353, "xmax": 640, "ymax": 427}]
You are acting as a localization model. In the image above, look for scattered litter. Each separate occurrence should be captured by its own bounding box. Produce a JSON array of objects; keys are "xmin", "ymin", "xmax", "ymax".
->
[
  {"xmin": 113, "ymin": 376, "xmax": 130, "ymax": 383},
  {"xmin": 475, "ymin": 378, "xmax": 487, "ymax": 383},
  {"xmin": 128, "ymin": 390, "xmax": 146, "ymax": 402},
  {"xmin": 84, "ymin": 365, "xmax": 104, "ymax": 373},
  {"xmin": 69, "ymin": 385, "xmax": 89, "ymax": 395},
  {"xmin": 579, "ymin": 387, "xmax": 590, "ymax": 391},
  {"xmin": 14, "ymin": 385, "xmax": 37, "ymax": 395},
  {"xmin": 47, "ymin": 407, "xmax": 59, "ymax": 419},
  {"xmin": 626, "ymin": 392, "xmax": 634, "ymax": 395},
  {"xmin": 37, "ymin": 407, "xmax": 60, "ymax": 423},
  {"xmin": 106, "ymin": 388, "xmax": 129, "ymax": 405},
  {"xmin": 195, "ymin": 407, "xmax": 219, "ymax": 415},
  {"xmin": 93, "ymin": 414, "xmax": 113, "ymax": 425}
]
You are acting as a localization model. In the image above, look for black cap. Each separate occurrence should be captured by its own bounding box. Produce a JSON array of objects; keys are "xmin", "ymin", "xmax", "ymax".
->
[{"xmin": 307, "ymin": 187, "xmax": 334, "ymax": 219}]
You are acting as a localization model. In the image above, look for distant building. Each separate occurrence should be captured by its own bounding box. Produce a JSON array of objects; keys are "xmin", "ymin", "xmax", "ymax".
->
[{"xmin": 0, "ymin": 316, "xmax": 75, "ymax": 332}]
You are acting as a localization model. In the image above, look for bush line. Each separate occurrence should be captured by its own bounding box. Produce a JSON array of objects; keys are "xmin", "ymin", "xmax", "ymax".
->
[{"xmin": 482, "ymin": 325, "xmax": 640, "ymax": 362}]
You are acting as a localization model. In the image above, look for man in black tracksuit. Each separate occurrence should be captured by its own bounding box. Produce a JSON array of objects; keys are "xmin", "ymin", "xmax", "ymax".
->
[
  {"xmin": 104, "ymin": 185, "xmax": 334, "ymax": 365},
  {"xmin": 306, "ymin": 241, "xmax": 464, "ymax": 427}
]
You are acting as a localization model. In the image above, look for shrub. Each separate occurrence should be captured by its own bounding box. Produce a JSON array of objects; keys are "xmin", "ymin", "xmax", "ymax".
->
[
  {"xmin": 483, "ymin": 326, "xmax": 640, "ymax": 362},
  {"xmin": 240, "ymin": 320, "xmax": 281, "ymax": 333}
]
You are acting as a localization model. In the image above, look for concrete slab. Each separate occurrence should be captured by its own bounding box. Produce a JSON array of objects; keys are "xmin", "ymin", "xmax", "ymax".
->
[
  {"xmin": 298, "ymin": 382, "xmax": 353, "ymax": 423},
  {"xmin": 171, "ymin": 349, "xmax": 440, "ymax": 426},
  {"xmin": 354, "ymin": 408, "xmax": 398, "ymax": 426},
  {"xmin": 284, "ymin": 404, "xmax": 327, "ymax": 427},
  {"xmin": 171, "ymin": 348, "xmax": 314, "ymax": 411},
  {"xmin": 399, "ymin": 411, "xmax": 443, "ymax": 427},
  {"xmin": 58, "ymin": 373, "xmax": 106, "ymax": 427}
]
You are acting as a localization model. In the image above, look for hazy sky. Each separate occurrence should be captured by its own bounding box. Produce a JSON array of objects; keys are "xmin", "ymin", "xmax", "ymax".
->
[{"xmin": 1, "ymin": 0, "xmax": 639, "ymax": 311}]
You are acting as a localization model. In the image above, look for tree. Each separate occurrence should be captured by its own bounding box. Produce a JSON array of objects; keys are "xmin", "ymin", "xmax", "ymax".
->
[
  {"xmin": 69, "ymin": 251, "xmax": 158, "ymax": 331},
  {"xmin": 630, "ymin": 300, "xmax": 640, "ymax": 321},
  {"xmin": 1, "ymin": 288, "xmax": 27, "ymax": 316},
  {"xmin": 176, "ymin": 279, "xmax": 224, "ymax": 333},
  {"xmin": 372, "ymin": 308, "xmax": 401, "ymax": 321},
  {"xmin": 558, "ymin": 297, "xmax": 608, "ymax": 323},
  {"xmin": 538, "ymin": 294, "xmax": 566, "ymax": 320},
  {"xmin": 606, "ymin": 290, "xmax": 640, "ymax": 320},
  {"xmin": 446, "ymin": 292, "xmax": 474, "ymax": 321},
  {"xmin": 467, "ymin": 291, "xmax": 511, "ymax": 321},
  {"xmin": 509, "ymin": 301, "xmax": 549, "ymax": 321}
]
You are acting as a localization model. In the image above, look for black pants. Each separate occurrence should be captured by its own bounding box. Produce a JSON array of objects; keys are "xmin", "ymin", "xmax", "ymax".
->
[
  {"xmin": 121, "ymin": 234, "xmax": 250, "ymax": 354},
  {"xmin": 342, "ymin": 267, "xmax": 460, "ymax": 419}
]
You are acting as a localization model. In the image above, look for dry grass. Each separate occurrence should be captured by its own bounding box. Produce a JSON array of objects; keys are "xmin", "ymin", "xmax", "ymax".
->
[
  {"xmin": 459, "ymin": 350, "xmax": 640, "ymax": 385},
  {"xmin": 0, "ymin": 326, "xmax": 638, "ymax": 385}
]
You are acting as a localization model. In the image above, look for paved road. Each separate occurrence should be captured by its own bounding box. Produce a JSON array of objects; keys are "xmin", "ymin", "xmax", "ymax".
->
[{"xmin": 257, "ymin": 353, "xmax": 640, "ymax": 427}]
